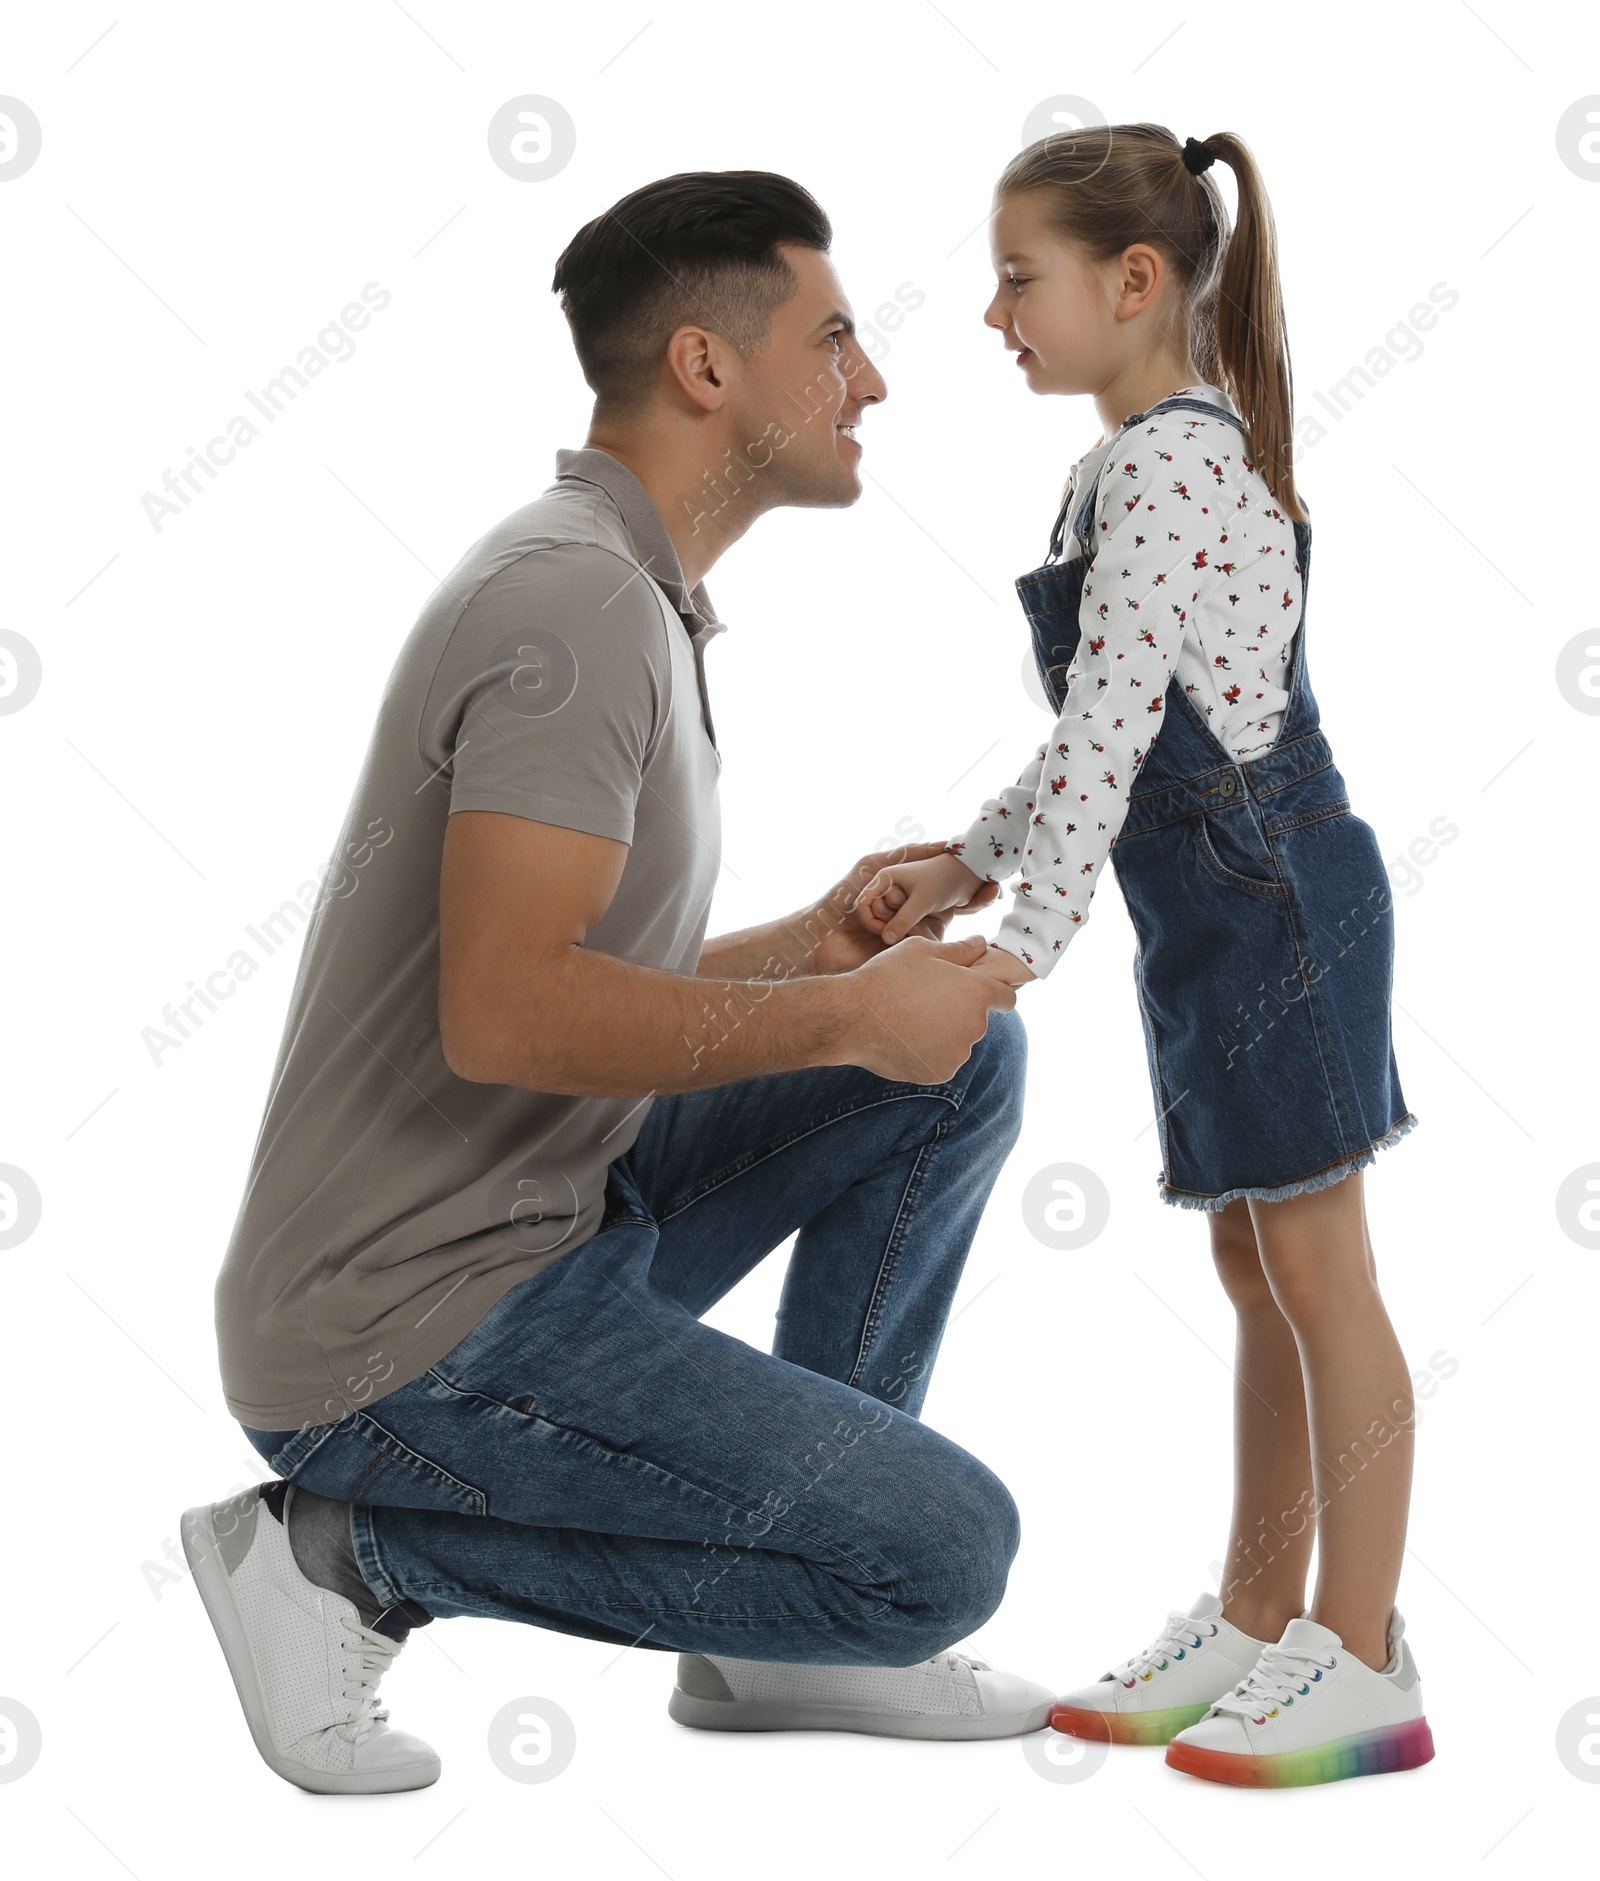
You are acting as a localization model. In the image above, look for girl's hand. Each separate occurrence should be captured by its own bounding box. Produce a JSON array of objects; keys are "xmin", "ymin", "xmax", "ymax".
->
[
  {"xmin": 852, "ymin": 851, "xmax": 992, "ymax": 944},
  {"xmin": 968, "ymin": 943, "xmax": 1037, "ymax": 990}
]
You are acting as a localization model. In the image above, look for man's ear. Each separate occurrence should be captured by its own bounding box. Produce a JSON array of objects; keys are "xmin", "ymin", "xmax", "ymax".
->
[{"xmin": 663, "ymin": 324, "xmax": 730, "ymax": 413}]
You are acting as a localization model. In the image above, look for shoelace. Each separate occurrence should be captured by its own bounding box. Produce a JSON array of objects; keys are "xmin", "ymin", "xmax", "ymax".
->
[
  {"xmin": 333, "ymin": 1619, "xmax": 403, "ymax": 1745},
  {"xmin": 929, "ymin": 1649, "xmax": 992, "ymax": 1676},
  {"xmin": 1210, "ymin": 1639, "xmax": 1336, "ymax": 1723},
  {"xmin": 1112, "ymin": 1610, "xmax": 1217, "ymax": 1684}
]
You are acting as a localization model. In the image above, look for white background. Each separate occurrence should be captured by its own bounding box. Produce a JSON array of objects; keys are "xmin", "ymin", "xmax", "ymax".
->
[{"xmin": 2, "ymin": 1, "xmax": 1597, "ymax": 1874}]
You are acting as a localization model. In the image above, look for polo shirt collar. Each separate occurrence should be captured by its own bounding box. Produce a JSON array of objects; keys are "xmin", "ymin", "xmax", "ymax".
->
[{"xmin": 554, "ymin": 446, "xmax": 724, "ymax": 636}]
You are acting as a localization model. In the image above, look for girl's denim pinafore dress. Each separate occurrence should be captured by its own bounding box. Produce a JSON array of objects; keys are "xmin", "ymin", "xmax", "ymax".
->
[{"xmin": 1021, "ymin": 393, "xmax": 1418, "ymax": 1210}]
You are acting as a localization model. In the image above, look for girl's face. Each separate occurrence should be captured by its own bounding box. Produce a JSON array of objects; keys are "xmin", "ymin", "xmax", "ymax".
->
[{"xmin": 983, "ymin": 190, "xmax": 1141, "ymax": 396}]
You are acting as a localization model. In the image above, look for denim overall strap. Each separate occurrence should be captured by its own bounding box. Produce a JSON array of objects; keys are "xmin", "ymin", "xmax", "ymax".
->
[
  {"xmin": 1019, "ymin": 394, "xmax": 1322, "ymax": 809},
  {"xmin": 1022, "ymin": 395, "xmax": 1254, "ymax": 700},
  {"xmin": 1071, "ymin": 395, "xmax": 1250, "ymax": 562}
]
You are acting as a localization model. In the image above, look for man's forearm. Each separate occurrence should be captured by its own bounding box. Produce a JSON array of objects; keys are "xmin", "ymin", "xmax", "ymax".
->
[
  {"xmin": 696, "ymin": 896, "xmax": 842, "ymax": 981},
  {"xmin": 455, "ymin": 944, "xmax": 856, "ymax": 1097}
]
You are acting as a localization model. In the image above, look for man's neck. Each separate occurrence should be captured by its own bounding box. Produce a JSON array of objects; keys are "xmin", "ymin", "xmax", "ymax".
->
[{"xmin": 580, "ymin": 425, "xmax": 760, "ymax": 594}]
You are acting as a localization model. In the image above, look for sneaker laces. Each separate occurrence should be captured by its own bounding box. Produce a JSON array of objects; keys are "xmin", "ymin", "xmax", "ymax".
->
[
  {"xmin": 929, "ymin": 1649, "xmax": 991, "ymax": 1676},
  {"xmin": 1113, "ymin": 1610, "xmax": 1216, "ymax": 1683},
  {"xmin": 333, "ymin": 1618, "xmax": 403, "ymax": 1744},
  {"xmin": 1210, "ymin": 1639, "xmax": 1336, "ymax": 1722}
]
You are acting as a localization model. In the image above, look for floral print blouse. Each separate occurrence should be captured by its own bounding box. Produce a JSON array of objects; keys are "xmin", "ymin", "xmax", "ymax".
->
[{"xmin": 947, "ymin": 383, "xmax": 1303, "ymax": 979}]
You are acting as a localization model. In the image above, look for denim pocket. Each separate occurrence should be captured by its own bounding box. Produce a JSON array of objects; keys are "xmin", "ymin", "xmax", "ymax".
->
[
  {"xmin": 287, "ymin": 1408, "xmax": 489, "ymax": 1515},
  {"xmin": 1195, "ymin": 810, "xmax": 1286, "ymax": 898}
]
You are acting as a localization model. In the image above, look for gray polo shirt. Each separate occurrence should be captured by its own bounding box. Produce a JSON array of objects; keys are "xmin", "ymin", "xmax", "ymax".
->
[{"xmin": 215, "ymin": 449, "xmax": 724, "ymax": 1430}]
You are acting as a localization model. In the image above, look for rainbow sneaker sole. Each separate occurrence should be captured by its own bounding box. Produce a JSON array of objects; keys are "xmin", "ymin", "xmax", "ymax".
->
[
  {"xmin": 1166, "ymin": 1715, "xmax": 1435, "ymax": 1787},
  {"xmin": 1051, "ymin": 1701, "xmax": 1210, "ymax": 1747}
]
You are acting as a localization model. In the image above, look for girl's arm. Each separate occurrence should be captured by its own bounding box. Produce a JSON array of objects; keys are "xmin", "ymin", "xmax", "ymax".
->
[
  {"xmin": 944, "ymin": 740, "xmax": 1050, "ymax": 879},
  {"xmin": 851, "ymin": 743, "xmax": 1048, "ymax": 944},
  {"xmin": 975, "ymin": 420, "xmax": 1279, "ymax": 978}
]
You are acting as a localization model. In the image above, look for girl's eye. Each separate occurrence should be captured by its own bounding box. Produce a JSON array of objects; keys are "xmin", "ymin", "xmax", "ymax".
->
[{"xmin": 1007, "ymin": 274, "xmax": 1030, "ymax": 289}]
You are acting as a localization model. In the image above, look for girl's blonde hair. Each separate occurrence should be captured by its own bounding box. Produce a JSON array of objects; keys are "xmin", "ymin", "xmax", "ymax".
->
[{"xmin": 998, "ymin": 124, "xmax": 1304, "ymax": 522}]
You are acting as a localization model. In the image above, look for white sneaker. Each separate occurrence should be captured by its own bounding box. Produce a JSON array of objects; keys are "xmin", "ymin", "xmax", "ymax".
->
[
  {"xmin": 1052, "ymin": 1592, "xmax": 1271, "ymax": 1745},
  {"xmin": 1165, "ymin": 1609, "xmax": 1435, "ymax": 1786},
  {"xmin": 668, "ymin": 1646, "xmax": 1055, "ymax": 1739},
  {"xmin": 181, "ymin": 1482, "xmax": 441, "ymax": 1794}
]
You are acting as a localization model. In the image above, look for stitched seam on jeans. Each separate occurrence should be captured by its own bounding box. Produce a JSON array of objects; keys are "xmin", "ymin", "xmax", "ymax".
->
[
  {"xmin": 1121, "ymin": 732, "xmax": 1330, "ymax": 815},
  {"xmin": 1133, "ymin": 937, "xmax": 1176, "ymax": 1180},
  {"xmin": 1250, "ymin": 751, "xmax": 1337, "ymax": 799},
  {"xmin": 847, "ymin": 1133, "xmax": 939, "ymax": 1391},
  {"xmin": 651, "ymin": 1089, "xmax": 961, "ymax": 1225},
  {"xmin": 349, "ymin": 1415, "xmax": 490, "ymax": 1514},
  {"xmin": 1264, "ymin": 799, "xmax": 1351, "ymax": 836},
  {"xmin": 349, "ymin": 1503, "xmax": 405, "ymax": 1610},
  {"xmin": 1275, "ymin": 879, "xmax": 1357, "ymax": 1161},
  {"xmin": 271, "ymin": 1416, "xmax": 350, "ymax": 1479},
  {"xmin": 394, "ymin": 1585, "xmax": 897, "ymax": 1623},
  {"xmin": 1194, "ymin": 816, "xmax": 1289, "ymax": 899},
  {"xmin": 419, "ymin": 1369, "xmax": 897, "ymax": 1586}
]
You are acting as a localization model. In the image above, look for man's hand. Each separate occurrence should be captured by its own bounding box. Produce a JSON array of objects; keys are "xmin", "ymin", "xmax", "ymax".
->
[{"xmin": 827, "ymin": 932, "xmax": 1018, "ymax": 1082}]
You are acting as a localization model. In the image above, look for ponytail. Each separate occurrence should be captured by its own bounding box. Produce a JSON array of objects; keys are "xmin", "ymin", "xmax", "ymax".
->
[{"xmin": 1196, "ymin": 132, "xmax": 1301, "ymax": 522}]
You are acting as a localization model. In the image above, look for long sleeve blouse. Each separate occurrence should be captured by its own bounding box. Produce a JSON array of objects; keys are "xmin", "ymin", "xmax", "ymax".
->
[{"xmin": 947, "ymin": 383, "xmax": 1304, "ymax": 978}]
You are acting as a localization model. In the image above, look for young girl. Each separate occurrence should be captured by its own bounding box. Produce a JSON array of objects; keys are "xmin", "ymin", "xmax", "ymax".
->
[{"xmin": 855, "ymin": 125, "xmax": 1433, "ymax": 1788}]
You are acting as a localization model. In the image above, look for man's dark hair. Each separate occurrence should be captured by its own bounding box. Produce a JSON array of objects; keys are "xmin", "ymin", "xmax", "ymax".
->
[{"xmin": 551, "ymin": 170, "xmax": 833, "ymax": 415}]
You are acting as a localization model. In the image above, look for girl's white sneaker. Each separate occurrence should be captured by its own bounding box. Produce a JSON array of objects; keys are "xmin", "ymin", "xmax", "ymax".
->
[
  {"xmin": 1051, "ymin": 1593, "xmax": 1271, "ymax": 1746},
  {"xmin": 1165, "ymin": 1609, "xmax": 1435, "ymax": 1786}
]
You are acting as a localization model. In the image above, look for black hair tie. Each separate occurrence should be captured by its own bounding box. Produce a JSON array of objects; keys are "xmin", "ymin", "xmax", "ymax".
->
[{"xmin": 1181, "ymin": 136, "xmax": 1216, "ymax": 175}]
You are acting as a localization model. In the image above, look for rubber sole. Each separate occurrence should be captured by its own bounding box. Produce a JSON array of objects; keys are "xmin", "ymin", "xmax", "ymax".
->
[
  {"xmin": 667, "ymin": 1686, "xmax": 1054, "ymax": 1739},
  {"xmin": 180, "ymin": 1501, "xmax": 440, "ymax": 1796},
  {"xmin": 1051, "ymin": 1701, "xmax": 1210, "ymax": 1747},
  {"xmin": 1165, "ymin": 1715, "xmax": 1435, "ymax": 1787}
]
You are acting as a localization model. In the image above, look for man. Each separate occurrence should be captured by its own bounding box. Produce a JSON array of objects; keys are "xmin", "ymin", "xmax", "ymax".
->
[{"xmin": 182, "ymin": 171, "xmax": 1050, "ymax": 1796}]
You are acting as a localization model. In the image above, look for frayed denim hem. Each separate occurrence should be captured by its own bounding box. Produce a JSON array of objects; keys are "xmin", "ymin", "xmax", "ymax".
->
[{"xmin": 1158, "ymin": 1111, "xmax": 1420, "ymax": 1213}]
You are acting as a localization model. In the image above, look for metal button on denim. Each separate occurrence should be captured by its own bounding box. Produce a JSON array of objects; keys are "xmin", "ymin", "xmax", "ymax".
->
[{"xmin": 1216, "ymin": 773, "xmax": 1239, "ymax": 799}]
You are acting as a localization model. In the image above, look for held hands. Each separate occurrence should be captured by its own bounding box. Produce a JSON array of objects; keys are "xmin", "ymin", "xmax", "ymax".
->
[
  {"xmin": 816, "ymin": 850, "xmax": 1036, "ymax": 1084},
  {"xmin": 853, "ymin": 851, "xmax": 996, "ymax": 945},
  {"xmin": 808, "ymin": 843, "xmax": 1000, "ymax": 977},
  {"xmin": 841, "ymin": 933, "xmax": 1018, "ymax": 1082}
]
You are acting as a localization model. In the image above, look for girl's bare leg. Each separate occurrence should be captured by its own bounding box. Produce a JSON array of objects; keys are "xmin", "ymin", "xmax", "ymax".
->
[
  {"xmin": 1248, "ymin": 1167, "xmax": 1413, "ymax": 1670},
  {"xmin": 1208, "ymin": 1196, "xmax": 1316, "ymax": 1643}
]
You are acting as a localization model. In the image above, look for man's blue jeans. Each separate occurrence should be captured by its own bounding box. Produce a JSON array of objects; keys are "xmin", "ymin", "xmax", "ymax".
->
[{"xmin": 242, "ymin": 1010, "xmax": 1027, "ymax": 1667}]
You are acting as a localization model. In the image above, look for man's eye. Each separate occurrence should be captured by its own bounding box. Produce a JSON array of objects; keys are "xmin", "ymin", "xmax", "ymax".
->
[{"xmin": 827, "ymin": 330, "xmax": 846, "ymax": 351}]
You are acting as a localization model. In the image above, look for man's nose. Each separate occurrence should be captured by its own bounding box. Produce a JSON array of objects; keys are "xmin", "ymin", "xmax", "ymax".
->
[{"xmin": 844, "ymin": 340, "xmax": 887, "ymax": 407}]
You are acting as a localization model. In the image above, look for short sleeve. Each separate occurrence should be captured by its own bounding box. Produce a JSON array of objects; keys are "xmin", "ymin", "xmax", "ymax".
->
[{"xmin": 420, "ymin": 542, "xmax": 671, "ymax": 846}]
